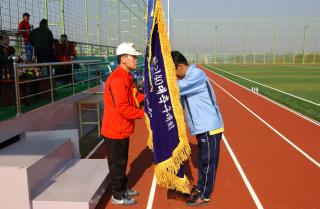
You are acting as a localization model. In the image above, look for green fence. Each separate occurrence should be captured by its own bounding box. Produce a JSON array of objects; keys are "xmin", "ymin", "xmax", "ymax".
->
[
  {"xmin": 171, "ymin": 17, "xmax": 320, "ymax": 64},
  {"xmin": 0, "ymin": 0, "xmax": 146, "ymax": 51}
]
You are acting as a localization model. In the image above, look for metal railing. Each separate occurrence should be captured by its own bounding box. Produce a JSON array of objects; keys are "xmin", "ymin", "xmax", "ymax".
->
[
  {"xmin": 1, "ymin": 29, "xmax": 118, "ymax": 62},
  {"xmin": 12, "ymin": 59, "xmax": 103, "ymax": 116},
  {"xmin": 0, "ymin": 29, "xmax": 28, "ymax": 57},
  {"xmin": 76, "ymin": 41, "xmax": 117, "ymax": 58}
]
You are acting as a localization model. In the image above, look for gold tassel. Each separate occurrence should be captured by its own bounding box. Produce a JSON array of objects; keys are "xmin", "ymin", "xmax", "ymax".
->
[{"xmin": 145, "ymin": 114, "xmax": 154, "ymax": 151}]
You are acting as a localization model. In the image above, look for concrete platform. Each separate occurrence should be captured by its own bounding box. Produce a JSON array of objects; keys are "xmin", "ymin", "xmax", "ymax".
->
[
  {"xmin": 33, "ymin": 159, "xmax": 109, "ymax": 209},
  {"xmin": 0, "ymin": 137, "xmax": 73, "ymax": 209},
  {"xmin": 0, "ymin": 137, "xmax": 72, "ymax": 167},
  {"xmin": 0, "ymin": 130, "xmax": 110, "ymax": 209}
]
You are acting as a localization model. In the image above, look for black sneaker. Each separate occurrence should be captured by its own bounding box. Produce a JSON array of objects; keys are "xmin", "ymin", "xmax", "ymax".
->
[
  {"xmin": 111, "ymin": 195, "xmax": 137, "ymax": 205},
  {"xmin": 190, "ymin": 185, "xmax": 200, "ymax": 195},
  {"xmin": 125, "ymin": 187, "xmax": 139, "ymax": 197},
  {"xmin": 186, "ymin": 196, "xmax": 210, "ymax": 207},
  {"xmin": 185, "ymin": 185, "xmax": 201, "ymax": 201}
]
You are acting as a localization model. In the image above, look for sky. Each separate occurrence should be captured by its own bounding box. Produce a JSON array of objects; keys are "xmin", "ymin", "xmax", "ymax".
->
[{"xmin": 165, "ymin": 0, "xmax": 320, "ymax": 19}]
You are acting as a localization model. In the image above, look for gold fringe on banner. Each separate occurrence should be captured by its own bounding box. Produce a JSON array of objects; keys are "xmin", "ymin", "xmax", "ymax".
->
[
  {"xmin": 146, "ymin": 0, "xmax": 191, "ymax": 194},
  {"xmin": 145, "ymin": 114, "xmax": 153, "ymax": 151}
]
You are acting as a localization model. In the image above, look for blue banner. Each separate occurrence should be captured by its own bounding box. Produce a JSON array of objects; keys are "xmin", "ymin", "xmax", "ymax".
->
[{"xmin": 144, "ymin": 0, "xmax": 190, "ymax": 193}]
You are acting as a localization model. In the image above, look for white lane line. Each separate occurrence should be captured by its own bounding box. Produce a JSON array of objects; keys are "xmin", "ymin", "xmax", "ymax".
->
[
  {"xmin": 146, "ymin": 175, "xmax": 157, "ymax": 209},
  {"xmin": 209, "ymin": 77, "xmax": 320, "ymax": 168},
  {"xmin": 222, "ymin": 135, "xmax": 264, "ymax": 209},
  {"xmin": 204, "ymin": 66, "xmax": 319, "ymax": 126},
  {"xmin": 85, "ymin": 139, "xmax": 105, "ymax": 159},
  {"xmin": 206, "ymin": 65, "xmax": 320, "ymax": 107}
]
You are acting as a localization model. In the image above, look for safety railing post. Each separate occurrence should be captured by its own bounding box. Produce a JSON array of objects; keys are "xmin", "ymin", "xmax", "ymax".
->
[
  {"xmin": 97, "ymin": 61, "xmax": 101, "ymax": 83},
  {"xmin": 49, "ymin": 65, "xmax": 54, "ymax": 103},
  {"xmin": 72, "ymin": 63, "xmax": 75, "ymax": 94},
  {"xmin": 13, "ymin": 57, "xmax": 21, "ymax": 116},
  {"xmin": 87, "ymin": 63, "xmax": 90, "ymax": 88}
]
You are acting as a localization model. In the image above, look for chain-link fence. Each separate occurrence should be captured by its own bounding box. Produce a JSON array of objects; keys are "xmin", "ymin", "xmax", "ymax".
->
[
  {"xmin": 171, "ymin": 17, "xmax": 320, "ymax": 64},
  {"xmin": 2, "ymin": 1, "xmax": 320, "ymax": 64},
  {"xmin": 0, "ymin": 0, "xmax": 146, "ymax": 51}
]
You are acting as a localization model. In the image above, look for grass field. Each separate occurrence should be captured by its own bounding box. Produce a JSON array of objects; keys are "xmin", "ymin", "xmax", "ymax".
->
[{"xmin": 204, "ymin": 64, "xmax": 320, "ymax": 122}]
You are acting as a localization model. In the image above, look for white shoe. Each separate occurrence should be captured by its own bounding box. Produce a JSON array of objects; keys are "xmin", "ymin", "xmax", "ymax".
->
[
  {"xmin": 126, "ymin": 188, "xmax": 139, "ymax": 197},
  {"xmin": 111, "ymin": 195, "xmax": 137, "ymax": 205}
]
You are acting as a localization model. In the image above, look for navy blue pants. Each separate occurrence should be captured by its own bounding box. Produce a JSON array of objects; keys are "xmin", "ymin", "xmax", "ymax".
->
[
  {"xmin": 195, "ymin": 132, "xmax": 222, "ymax": 199},
  {"xmin": 24, "ymin": 43, "xmax": 33, "ymax": 61}
]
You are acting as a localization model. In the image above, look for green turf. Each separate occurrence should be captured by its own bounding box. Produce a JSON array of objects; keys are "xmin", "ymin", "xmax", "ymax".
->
[
  {"xmin": 209, "ymin": 64, "xmax": 320, "ymax": 103},
  {"xmin": 204, "ymin": 64, "xmax": 320, "ymax": 122}
]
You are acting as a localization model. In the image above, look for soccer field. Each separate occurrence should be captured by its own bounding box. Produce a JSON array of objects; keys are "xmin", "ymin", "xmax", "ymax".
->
[{"xmin": 204, "ymin": 64, "xmax": 320, "ymax": 122}]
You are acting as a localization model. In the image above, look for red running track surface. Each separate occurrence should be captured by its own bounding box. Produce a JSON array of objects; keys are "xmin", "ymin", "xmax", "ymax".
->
[{"xmin": 94, "ymin": 65, "xmax": 320, "ymax": 209}]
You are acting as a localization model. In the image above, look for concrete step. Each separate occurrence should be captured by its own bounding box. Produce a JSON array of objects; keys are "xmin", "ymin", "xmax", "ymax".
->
[
  {"xmin": 0, "ymin": 137, "xmax": 73, "ymax": 209},
  {"xmin": 22, "ymin": 129, "xmax": 81, "ymax": 158},
  {"xmin": 32, "ymin": 159, "xmax": 109, "ymax": 209}
]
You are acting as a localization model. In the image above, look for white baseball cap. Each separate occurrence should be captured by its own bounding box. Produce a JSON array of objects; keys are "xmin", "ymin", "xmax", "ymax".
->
[{"xmin": 116, "ymin": 42, "xmax": 142, "ymax": 56}]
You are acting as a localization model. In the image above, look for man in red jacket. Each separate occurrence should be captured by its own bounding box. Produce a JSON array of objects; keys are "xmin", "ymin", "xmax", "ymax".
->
[{"xmin": 101, "ymin": 42, "xmax": 144, "ymax": 205}]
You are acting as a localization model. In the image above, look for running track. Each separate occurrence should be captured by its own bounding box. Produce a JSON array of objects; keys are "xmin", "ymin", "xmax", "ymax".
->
[{"xmin": 94, "ymin": 65, "xmax": 320, "ymax": 209}]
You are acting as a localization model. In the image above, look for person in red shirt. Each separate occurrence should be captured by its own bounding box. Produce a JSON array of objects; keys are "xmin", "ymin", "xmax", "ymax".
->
[
  {"xmin": 55, "ymin": 34, "xmax": 76, "ymax": 83},
  {"xmin": 18, "ymin": 13, "xmax": 33, "ymax": 61},
  {"xmin": 101, "ymin": 42, "xmax": 144, "ymax": 205},
  {"xmin": 55, "ymin": 34, "xmax": 76, "ymax": 62}
]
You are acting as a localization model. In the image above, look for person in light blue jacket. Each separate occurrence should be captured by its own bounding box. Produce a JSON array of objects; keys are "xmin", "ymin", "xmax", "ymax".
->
[{"xmin": 171, "ymin": 51, "xmax": 224, "ymax": 207}]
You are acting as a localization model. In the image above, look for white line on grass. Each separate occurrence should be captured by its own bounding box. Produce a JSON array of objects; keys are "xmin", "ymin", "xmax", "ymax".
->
[
  {"xmin": 222, "ymin": 135, "xmax": 264, "ymax": 209},
  {"xmin": 209, "ymin": 77, "xmax": 320, "ymax": 168},
  {"xmin": 207, "ymin": 65, "xmax": 320, "ymax": 107},
  {"xmin": 146, "ymin": 175, "xmax": 157, "ymax": 209},
  {"xmin": 205, "ymin": 66, "xmax": 319, "ymax": 126},
  {"xmin": 281, "ymin": 65, "xmax": 320, "ymax": 70}
]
